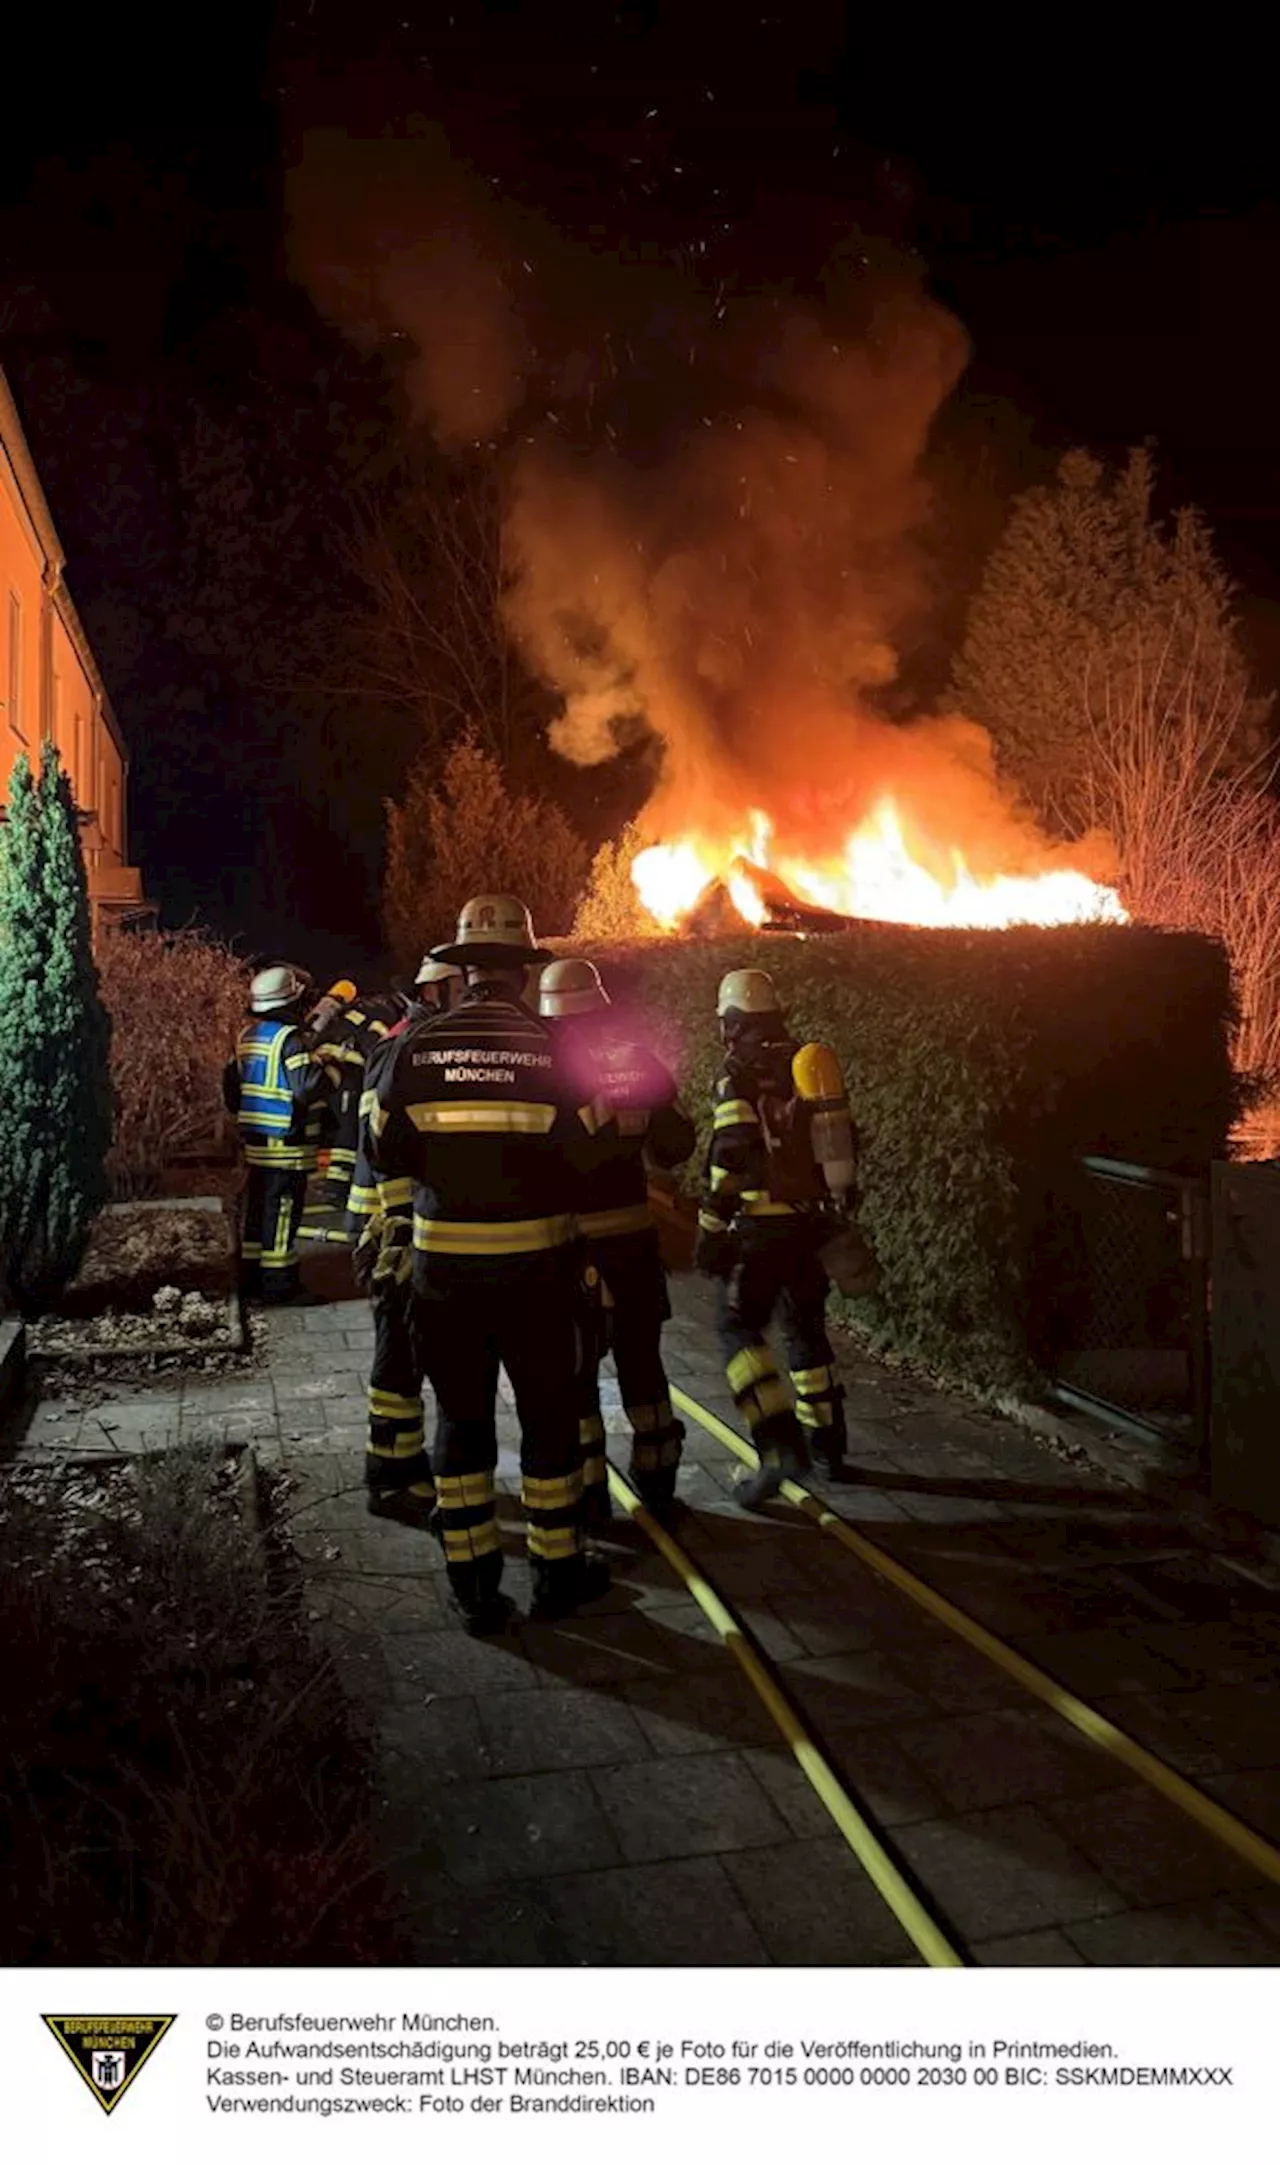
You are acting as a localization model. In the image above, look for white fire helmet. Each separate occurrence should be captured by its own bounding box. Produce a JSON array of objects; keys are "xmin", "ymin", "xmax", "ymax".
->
[
  {"xmin": 415, "ymin": 957, "xmax": 462, "ymax": 988},
  {"xmin": 249, "ymin": 963, "xmax": 310, "ymax": 1016},
  {"xmin": 539, "ymin": 958, "xmax": 610, "ymax": 1018},
  {"xmin": 431, "ymin": 894, "xmax": 553, "ymax": 967},
  {"xmin": 716, "ymin": 967, "xmax": 783, "ymax": 1019}
]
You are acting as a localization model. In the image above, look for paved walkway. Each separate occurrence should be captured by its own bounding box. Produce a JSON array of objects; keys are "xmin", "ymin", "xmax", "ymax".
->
[{"xmin": 11, "ymin": 1278, "xmax": 1280, "ymax": 1967}]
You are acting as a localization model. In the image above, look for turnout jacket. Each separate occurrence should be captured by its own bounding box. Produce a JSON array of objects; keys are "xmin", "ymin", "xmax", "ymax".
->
[
  {"xmin": 228, "ymin": 1018, "xmax": 333, "ymax": 1171},
  {"xmin": 346, "ymin": 1028, "xmax": 408, "ymax": 1247},
  {"xmin": 368, "ymin": 986, "xmax": 603, "ymax": 1268},
  {"xmin": 697, "ymin": 1026, "xmax": 824, "ymax": 1236},
  {"xmin": 555, "ymin": 1017, "xmax": 695, "ymax": 1241}
]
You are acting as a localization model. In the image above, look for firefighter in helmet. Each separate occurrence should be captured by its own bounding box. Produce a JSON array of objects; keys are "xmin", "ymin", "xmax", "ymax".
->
[
  {"xmin": 346, "ymin": 956, "xmax": 461, "ymax": 1526},
  {"xmin": 224, "ymin": 963, "xmax": 337, "ymax": 1305},
  {"xmin": 693, "ymin": 967, "xmax": 855, "ymax": 1506},
  {"xmin": 539, "ymin": 957, "xmax": 695, "ymax": 1519},
  {"xmin": 369, "ymin": 897, "xmax": 610, "ymax": 1633},
  {"xmin": 308, "ymin": 981, "xmax": 396, "ymax": 1210}
]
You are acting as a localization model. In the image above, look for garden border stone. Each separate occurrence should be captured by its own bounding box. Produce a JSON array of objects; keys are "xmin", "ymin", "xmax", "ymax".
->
[{"xmin": 0, "ymin": 1319, "xmax": 25, "ymax": 1419}]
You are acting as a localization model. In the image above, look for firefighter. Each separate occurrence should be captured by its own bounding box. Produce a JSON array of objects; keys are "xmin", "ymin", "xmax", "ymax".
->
[
  {"xmin": 309, "ymin": 982, "xmax": 396, "ymax": 1210},
  {"xmin": 693, "ymin": 967, "xmax": 853, "ymax": 1507},
  {"xmin": 347, "ymin": 959, "xmax": 461, "ymax": 1524},
  {"xmin": 539, "ymin": 958, "xmax": 695, "ymax": 1520},
  {"xmin": 369, "ymin": 896, "xmax": 611, "ymax": 1633},
  {"xmin": 226, "ymin": 964, "xmax": 337, "ymax": 1306}
]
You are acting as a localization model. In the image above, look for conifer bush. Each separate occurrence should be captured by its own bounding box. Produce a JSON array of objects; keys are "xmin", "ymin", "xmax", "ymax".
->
[{"xmin": 0, "ymin": 745, "xmax": 113, "ymax": 1315}]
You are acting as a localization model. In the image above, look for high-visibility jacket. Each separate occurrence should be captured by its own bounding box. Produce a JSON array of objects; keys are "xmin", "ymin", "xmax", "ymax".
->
[
  {"xmin": 232, "ymin": 1018, "xmax": 333, "ymax": 1170},
  {"xmin": 552, "ymin": 1017, "xmax": 695, "ymax": 1242},
  {"xmin": 697, "ymin": 1026, "xmax": 824, "ymax": 1237},
  {"xmin": 368, "ymin": 985, "xmax": 600, "ymax": 1269}
]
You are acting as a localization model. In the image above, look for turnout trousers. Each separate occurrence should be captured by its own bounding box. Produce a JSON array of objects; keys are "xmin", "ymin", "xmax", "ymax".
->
[
  {"xmin": 241, "ymin": 1164, "xmax": 309, "ymax": 1301},
  {"xmin": 577, "ymin": 1229, "xmax": 684, "ymax": 1516},
  {"xmin": 412, "ymin": 1251, "xmax": 585, "ymax": 1611},
  {"xmin": 322, "ymin": 1082, "xmax": 360, "ymax": 1208},
  {"xmin": 365, "ymin": 1281, "xmax": 435, "ymax": 1505},
  {"xmin": 715, "ymin": 1219, "xmax": 847, "ymax": 1470}
]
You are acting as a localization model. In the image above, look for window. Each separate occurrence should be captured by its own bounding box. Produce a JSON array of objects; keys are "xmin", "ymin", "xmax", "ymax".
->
[{"xmin": 6, "ymin": 591, "xmax": 22, "ymax": 741}]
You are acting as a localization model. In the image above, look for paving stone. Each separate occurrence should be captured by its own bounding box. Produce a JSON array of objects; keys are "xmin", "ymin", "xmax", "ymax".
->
[
  {"xmin": 1063, "ymin": 1896, "xmax": 1280, "ymax": 1966},
  {"xmin": 1044, "ymin": 1785, "xmax": 1267, "ymax": 1904},
  {"xmin": 397, "ymin": 1878, "xmax": 570, "ymax": 1965},
  {"xmin": 478, "ymin": 1688, "xmax": 652, "ymax": 1775},
  {"xmin": 415, "ymin": 1770, "xmax": 622, "ymax": 1885},
  {"xmin": 743, "ymin": 1726, "xmax": 946, "ymax": 1834},
  {"xmin": 1229, "ymin": 1886, "xmax": 1280, "ymax": 1947},
  {"xmin": 377, "ymin": 1625, "xmax": 543, "ymax": 1697},
  {"xmin": 378, "ymin": 1696, "xmax": 489, "ymax": 1785},
  {"xmin": 720, "ymin": 1836, "xmax": 916, "ymax": 1964},
  {"xmin": 892, "ymin": 1708, "xmax": 1123, "ymax": 1814},
  {"xmin": 1171, "ymin": 1684, "xmax": 1280, "ymax": 1768},
  {"xmin": 1136, "ymin": 1619, "xmax": 1280, "ymax": 1687},
  {"xmin": 896, "ymin": 1639, "xmax": 1028, "ymax": 1712},
  {"xmin": 779, "ymin": 1649, "xmax": 932, "ymax": 1734},
  {"xmin": 776, "ymin": 1596, "xmax": 893, "ymax": 1659},
  {"xmin": 973, "ymin": 1928, "xmax": 1088, "ymax": 1966},
  {"xmin": 538, "ymin": 1857, "xmax": 769, "ymax": 1966},
  {"xmin": 621, "ymin": 1670, "xmax": 777, "ymax": 1757},
  {"xmin": 1090, "ymin": 1692, "xmax": 1230, "ymax": 1780},
  {"xmin": 894, "ymin": 1805, "xmax": 1122, "ymax": 1938},
  {"xmin": 1203, "ymin": 1768, "xmax": 1280, "ymax": 1842},
  {"xmin": 1011, "ymin": 1627, "xmax": 1194, "ymax": 1696},
  {"xmin": 590, "ymin": 1752, "xmax": 789, "ymax": 1863},
  {"xmin": 520, "ymin": 1608, "xmax": 712, "ymax": 1689}
]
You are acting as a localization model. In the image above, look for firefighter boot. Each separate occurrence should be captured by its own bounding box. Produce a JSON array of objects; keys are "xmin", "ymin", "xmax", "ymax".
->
[
  {"xmin": 735, "ymin": 1419, "xmax": 810, "ymax": 1512},
  {"xmin": 454, "ymin": 1590, "xmax": 518, "ymax": 1637},
  {"xmin": 367, "ymin": 1482, "xmax": 440, "ymax": 1535},
  {"xmin": 631, "ymin": 1420, "xmax": 685, "ymax": 1518},
  {"xmin": 529, "ymin": 1552, "xmax": 612, "ymax": 1622}
]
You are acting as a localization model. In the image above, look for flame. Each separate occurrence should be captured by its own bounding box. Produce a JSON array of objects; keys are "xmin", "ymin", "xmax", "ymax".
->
[{"xmin": 633, "ymin": 797, "xmax": 1126, "ymax": 932}]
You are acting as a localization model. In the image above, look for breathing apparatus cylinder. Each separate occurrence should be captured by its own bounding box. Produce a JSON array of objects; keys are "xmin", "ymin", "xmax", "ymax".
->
[{"xmin": 791, "ymin": 1042, "xmax": 856, "ymax": 1208}]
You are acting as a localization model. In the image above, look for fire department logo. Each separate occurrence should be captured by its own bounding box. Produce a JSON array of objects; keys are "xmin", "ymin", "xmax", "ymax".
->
[
  {"xmin": 476, "ymin": 905, "xmax": 496, "ymax": 928},
  {"xmin": 42, "ymin": 2014, "xmax": 176, "ymax": 2114}
]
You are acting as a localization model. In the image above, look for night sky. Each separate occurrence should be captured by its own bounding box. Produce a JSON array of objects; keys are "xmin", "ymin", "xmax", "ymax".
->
[{"xmin": 3, "ymin": 5, "xmax": 1278, "ymax": 975}]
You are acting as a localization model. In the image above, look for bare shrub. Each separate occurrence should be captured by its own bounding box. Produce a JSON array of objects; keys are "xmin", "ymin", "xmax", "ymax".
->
[
  {"xmin": 570, "ymin": 822, "xmax": 661, "ymax": 941},
  {"xmin": 0, "ymin": 1446, "xmax": 403, "ymax": 1965},
  {"xmin": 1083, "ymin": 651, "xmax": 1280, "ymax": 1103},
  {"xmin": 98, "ymin": 925, "xmax": 250, "ymax": 1198}
]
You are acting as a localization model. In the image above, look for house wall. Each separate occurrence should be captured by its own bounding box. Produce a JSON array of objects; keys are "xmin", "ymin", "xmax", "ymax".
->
[{"xmin": 0, "ymin": 368, "xmax": 144, "ymax": 916}]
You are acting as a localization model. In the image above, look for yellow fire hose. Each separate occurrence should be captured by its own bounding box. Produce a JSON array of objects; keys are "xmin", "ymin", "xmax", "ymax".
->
[
  {"xmin": 605, "ymin": 1460, "xmax": 968, "ymax": 1968},
  {"xmin": 670, "ymin": 1385, "xmax": 1280, "ymax": 1891}
]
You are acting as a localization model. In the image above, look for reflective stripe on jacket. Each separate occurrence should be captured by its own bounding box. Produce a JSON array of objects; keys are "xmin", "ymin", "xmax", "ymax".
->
[{"xmin": 235, "ymin": 1019, "xmax": 329, "ymax": 1170}]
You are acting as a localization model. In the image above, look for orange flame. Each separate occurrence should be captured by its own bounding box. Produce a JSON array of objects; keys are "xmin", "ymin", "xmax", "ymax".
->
[{"xmin": 633, "ymin": 797, "xmax": 1126, "ymax": 932}]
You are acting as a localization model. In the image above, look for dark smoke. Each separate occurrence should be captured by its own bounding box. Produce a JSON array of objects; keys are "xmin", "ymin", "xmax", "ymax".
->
[{"xmin": 285, "ymin": 127, "xmax": 1112, "ymax": 882}]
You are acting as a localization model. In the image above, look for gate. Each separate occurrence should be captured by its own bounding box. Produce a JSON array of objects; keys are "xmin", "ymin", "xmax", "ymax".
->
[
  {"xmin": 1049, "ymin": 1155, "xmax": 1209, "ymax": 1452},
  {"xmin": 1210, "ymin": 1160, "xmax": 1280, "ymax": 1525}
]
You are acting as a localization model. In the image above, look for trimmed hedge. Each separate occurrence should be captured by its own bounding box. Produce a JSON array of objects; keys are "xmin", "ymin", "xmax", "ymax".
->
[{"xmin": 562, "ymin": 925, "xmax": 1237, "ymax": 1396}]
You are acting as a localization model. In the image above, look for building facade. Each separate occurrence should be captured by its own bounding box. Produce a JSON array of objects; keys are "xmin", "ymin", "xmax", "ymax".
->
[{"xmin": 0, "ymin": 366, "xmax": 148, "ymax": 925}]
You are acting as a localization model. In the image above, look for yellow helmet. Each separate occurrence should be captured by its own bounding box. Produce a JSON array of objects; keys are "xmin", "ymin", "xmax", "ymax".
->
[
  {"xmin": 539, "ymin": 958, "xmax": 609, "ymax": 1017},
  {"xmin": 716, "ymin": 967, "xmax": 782, "ymax": 1019},
  {"xmin": 431, "ymin": 893, "xmax": 552, "ymax": 967},
  {"xmin": 415, "ymin": 956, "xmax": 462, "ymax": 987},
  {"xmin": 325, "ymin": 979, "xmax": 357, "ymax": 1004}
]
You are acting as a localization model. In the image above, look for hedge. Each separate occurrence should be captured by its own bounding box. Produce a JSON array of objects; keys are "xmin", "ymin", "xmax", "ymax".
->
[{"xmin": 561, "ymin": 925, "xmax": 1237, "ymax": 1397}]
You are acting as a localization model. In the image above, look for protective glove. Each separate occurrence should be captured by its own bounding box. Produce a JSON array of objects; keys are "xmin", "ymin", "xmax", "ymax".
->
[
  {"xmin": 371, "ymin": 1215, "xmax": 414, "ymax": 1291},
  {"xmin": 352, "ymin": 1213, "xmax": 382, "ymax": 1296},
  {"xmin": 693, "ymin": 1225, "xmax": 736, "ymax": 1280}
]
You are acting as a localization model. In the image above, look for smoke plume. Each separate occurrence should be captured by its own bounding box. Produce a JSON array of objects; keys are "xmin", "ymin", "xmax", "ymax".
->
[{"xmin": 285, "ymin": 128, "xmax": 1112, "ymax": 882}]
